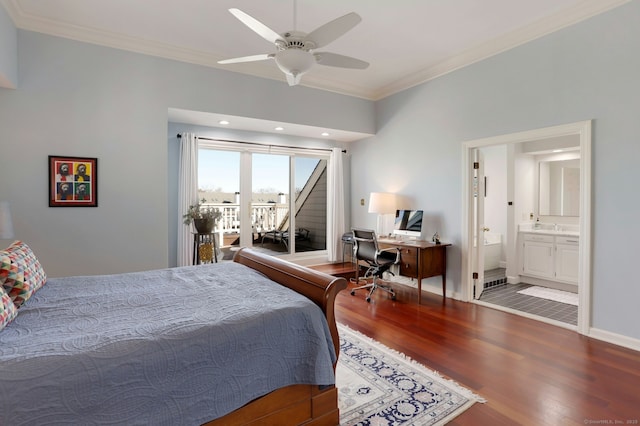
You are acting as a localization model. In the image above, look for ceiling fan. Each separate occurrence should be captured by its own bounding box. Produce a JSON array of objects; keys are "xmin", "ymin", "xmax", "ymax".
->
[{"xmin": 217, "ymin": 1, "xmax": 369, "ymax": 86}]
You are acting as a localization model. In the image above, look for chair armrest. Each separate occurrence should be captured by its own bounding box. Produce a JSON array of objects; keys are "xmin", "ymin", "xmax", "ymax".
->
[{"xmin": 377, "ymin": 247, "xmax": 401, "ymax": 264}]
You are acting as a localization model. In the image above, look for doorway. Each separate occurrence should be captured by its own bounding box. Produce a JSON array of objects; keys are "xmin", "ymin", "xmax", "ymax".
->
[{"xmin": 461, "ymin": 121, "xmax": 592, "ymax": 335}]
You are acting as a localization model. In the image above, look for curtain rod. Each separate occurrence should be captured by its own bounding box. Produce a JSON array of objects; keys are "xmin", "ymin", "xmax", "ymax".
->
[{"xmin": 176, "ymin": 134, "xmax": 346, "ymax": 154}]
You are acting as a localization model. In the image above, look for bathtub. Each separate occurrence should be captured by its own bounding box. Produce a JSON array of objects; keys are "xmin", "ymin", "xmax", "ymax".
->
[{"xmin": 484, "ymin": 232, "xmax": 502, "ymax": 270}]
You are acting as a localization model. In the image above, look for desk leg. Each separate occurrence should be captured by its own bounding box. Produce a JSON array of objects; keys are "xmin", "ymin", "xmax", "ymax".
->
[{"xmin": 442, "ymin": 274, "xmax": 446, "ymax": 301}]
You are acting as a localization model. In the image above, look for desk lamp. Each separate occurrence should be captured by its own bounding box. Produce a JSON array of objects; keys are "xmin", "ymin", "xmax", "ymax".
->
[{"xmin": 368, "ymin": 192, "xmax": 397, "ymax": 236}]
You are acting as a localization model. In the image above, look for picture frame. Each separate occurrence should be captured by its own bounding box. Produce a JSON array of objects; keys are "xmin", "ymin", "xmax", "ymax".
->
[{"xmin": 48, "ymin": 156, "xmax": 98, "ymax": 207}]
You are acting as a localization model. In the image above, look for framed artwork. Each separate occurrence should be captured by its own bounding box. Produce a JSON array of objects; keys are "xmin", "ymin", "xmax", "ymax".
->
[{"xmin": 48, "ymin": 156, "xmax": 98, "ymax": 207}]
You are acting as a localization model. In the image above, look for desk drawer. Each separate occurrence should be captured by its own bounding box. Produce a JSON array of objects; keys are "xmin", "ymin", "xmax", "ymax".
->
[{"xmin": 399, "ymin": 247, "xmax": 418, "ymax": 278}]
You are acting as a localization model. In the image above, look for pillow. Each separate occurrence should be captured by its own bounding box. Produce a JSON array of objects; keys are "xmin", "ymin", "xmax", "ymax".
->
[
  {"xmin": 0, "ymin": 241, "xmax": 47, "ymax": 308},
  {"xmin": 1, "ymin": 286, "xmax": 18, "ymax": 330}
]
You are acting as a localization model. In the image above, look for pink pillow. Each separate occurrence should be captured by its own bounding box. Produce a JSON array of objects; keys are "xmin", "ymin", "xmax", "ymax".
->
[
  {"xmin": 0, "ymin": 241, "xmax": 47, "ymax": 308},
  {"xmin": 0, "ymin": 286, "xmax": 18, "ymax": 330}
]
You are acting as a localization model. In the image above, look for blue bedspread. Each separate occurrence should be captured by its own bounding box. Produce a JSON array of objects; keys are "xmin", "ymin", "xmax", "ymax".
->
[{"xmin": 0, "ymin": 262, "xmax": 337, "ymax": 425}]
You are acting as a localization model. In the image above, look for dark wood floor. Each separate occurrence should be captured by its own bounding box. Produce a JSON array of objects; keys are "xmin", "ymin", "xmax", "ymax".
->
[{"xmin": 321, "ymin": 264, "xmax": 640, "ymax": 425}]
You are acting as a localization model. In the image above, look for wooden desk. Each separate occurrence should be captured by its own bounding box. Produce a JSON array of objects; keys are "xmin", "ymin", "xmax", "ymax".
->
[{"xmin": 378, "ymin": 238, "xmax": 450, "ymax": 304}]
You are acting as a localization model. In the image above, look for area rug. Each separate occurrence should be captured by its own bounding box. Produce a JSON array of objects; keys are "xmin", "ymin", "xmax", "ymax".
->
[
  {"xmin": 516, "ymin": 285, "xmax": 579, "ymax": 306},
  {"xmin": 337, "ymin": 324, "xmax": 485, "ymax": 425}
]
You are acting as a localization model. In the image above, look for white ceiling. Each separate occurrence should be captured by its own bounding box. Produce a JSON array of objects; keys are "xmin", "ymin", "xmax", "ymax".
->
[{"xmin": 2, "ymin": 0, "xmax": 628, "ymax": 140}]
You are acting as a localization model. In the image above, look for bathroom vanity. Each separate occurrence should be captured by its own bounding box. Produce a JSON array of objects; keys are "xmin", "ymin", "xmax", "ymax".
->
[{"xmin": 519, "ymin": 223, "xmax": 579, "ymax": 290}]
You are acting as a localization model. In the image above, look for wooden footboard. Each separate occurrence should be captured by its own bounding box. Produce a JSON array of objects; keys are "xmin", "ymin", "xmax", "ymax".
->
[
  {"xmin": 232, "ymin": 247, "xmax": 347, "ymax": 359},
  {"xmin": 202, "ymin": 248, "xmax": 347, "ymax": 426},
  {"xmin": 203, "ymin": 384, "xmax": 339, "ymax": 426}
]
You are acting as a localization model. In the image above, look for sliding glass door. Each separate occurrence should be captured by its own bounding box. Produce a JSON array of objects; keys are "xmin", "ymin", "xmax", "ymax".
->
[
  {"xmin": 294, "ymin": 156, "xmax": 327, "ymax": 253},
  {"xmin": 198, "ymin": 146, "xmax": 327, "ymax": 258},
  {"xmin": 252, "ymin": 153, "xmax": 291, "ymax": 253},
  {"xmin": 197, "ymin": 150, "xmax": 241, "ymax": 252}
]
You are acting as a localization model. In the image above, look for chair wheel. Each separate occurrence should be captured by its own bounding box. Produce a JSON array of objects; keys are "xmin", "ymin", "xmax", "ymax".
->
[
  {"xmin": 350, "ymin": 290, "xmax": 355, "ymax": 296},
  {"xmin": 366, "ymin": 297, "xmax": 371, "ymax": 302}
]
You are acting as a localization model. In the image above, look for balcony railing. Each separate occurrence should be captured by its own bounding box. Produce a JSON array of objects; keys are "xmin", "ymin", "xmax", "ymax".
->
[{"xmin": 202, "ymin": 202, "xmax": 289, "ymax": 235}]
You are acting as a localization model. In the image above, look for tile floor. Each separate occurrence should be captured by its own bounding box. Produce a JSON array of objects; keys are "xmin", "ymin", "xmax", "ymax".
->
[
  {"xmin": 484, "ymin": 268, "xmax": 507, "ymax": 289},
  {"xmin": 480, "ymin": 269, "xmax": 578, "ymax": 326}
]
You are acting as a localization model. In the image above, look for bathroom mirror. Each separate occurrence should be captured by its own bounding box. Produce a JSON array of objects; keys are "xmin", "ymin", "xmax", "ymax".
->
[{"xmin": 539, "ymin": 159, "xmax": 580, "ymax": 216}]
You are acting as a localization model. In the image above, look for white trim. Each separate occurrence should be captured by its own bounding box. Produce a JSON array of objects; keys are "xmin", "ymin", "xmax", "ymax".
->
[
  {"xmin": 198, "ymin": 141, "xmax": 331, "ymax": 256},
  {"xmin": 576, "ymin": 122, "xmax": 591, "ymax": 336},
  {"xmin": 198, "ymin": 139, "xmax": 330, "ymax": 158},
  {"xmin": 589, "ymin": 328, "xmax": 640, "ymax": 352},
  {"xmin": 461, "ymin": 120, "xmax": 592, "ymax": 336},
  {"xmin": 474, "ymin": 300, "xmax": 577, "ymax": 331},
  {"xmin": 2, "ymin": 0, "xmax": 629, "ymax": 100},
  {"xmin": 375, "ymin": 0, "xmax": 630, "ymax": 100}
]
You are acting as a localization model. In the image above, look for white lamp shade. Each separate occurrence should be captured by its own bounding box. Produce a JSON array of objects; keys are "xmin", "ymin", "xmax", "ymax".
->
[
  {"xmin": 275, "ymin": 49, "xmax": 315, "ymax": 76},
  {"xmin": 368, "ymin": 192, "xmax": 397, "ymax": 214},
  {"xmin": 0, "ymin": 201, "xmax": 15, "ymax": 239}
]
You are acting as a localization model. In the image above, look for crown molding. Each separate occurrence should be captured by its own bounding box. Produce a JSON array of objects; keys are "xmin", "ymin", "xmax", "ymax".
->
[
  {"xmin": 372, "ymin": 0, "xmax": 630, "ymax": 100},
  {"xmin": 2, "ymin": 0, "xmax": 630, "ymax": 101}
]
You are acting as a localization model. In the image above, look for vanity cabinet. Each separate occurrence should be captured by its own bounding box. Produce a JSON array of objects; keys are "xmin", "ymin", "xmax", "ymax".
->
[
  {"xmin": 522, "ymin": 234, "xmax": 554, "ymax": 279},
  {"xmin": 521, "ymin": 233, "xmax": 579, "ymax": 284},
  {"xmin": 555, "ymin": 236, "xmax": 579, "ymax": 283}
]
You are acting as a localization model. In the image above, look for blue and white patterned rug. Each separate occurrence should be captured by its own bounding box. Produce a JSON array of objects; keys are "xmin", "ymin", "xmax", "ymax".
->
[{"xmin": 337, "ymin": 324, "xmax": 485, "ymax": 425}]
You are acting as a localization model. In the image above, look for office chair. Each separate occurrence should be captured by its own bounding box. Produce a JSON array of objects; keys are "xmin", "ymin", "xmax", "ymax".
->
[{"xmin": 350, "ymin": 228, "xmax": 401, "ymax": 302}]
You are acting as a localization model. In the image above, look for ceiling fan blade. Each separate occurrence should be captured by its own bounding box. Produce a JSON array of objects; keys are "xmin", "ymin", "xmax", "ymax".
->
[
  {"xmin": 306, "ymin": 12, "xmax": 361, "ymax": 48},
  {"xmin": 228, "ymin": 8, "xmax": 282, "ymax": 44},
  {"xmin": 218, "ymin": 54, "xmax": 274, "ymax": 65},
  {"xmin": 314, "ymin": 52, "xmax": 369, "ymax": 69}
]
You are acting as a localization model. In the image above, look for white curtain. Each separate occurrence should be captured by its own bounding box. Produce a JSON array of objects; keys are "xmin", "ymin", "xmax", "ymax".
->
[
  {"xmin": 327, "ymin": 148, "xmax": 345, "ymax": 262},
  {"xmin": 177, "ymin": 133, "xmax": 199, "ymax": 266}
]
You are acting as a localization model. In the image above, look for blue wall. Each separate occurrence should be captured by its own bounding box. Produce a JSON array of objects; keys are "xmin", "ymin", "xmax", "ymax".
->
[
  {"xmin": 0, "ymin": 30, "xmax": 372, "ymax": 277},
  {"xmin": 351, "ymin": 2, "xmax": 640, "ymax": 341},
  {"xmin": 0, "ymin": 3, "xmax": 17, "ymax": 88},
  {"xmin": 1, "ymin": 2, "xmax": 639, "ymax": 344}
]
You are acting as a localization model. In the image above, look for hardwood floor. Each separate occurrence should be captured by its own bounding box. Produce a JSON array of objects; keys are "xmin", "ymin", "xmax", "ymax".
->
[{"xmin": 329, "ymin": 270, "xmax": 640, "ymax": 425}]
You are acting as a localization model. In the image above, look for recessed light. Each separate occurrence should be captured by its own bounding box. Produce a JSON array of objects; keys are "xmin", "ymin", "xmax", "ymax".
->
[
  {"xmin": 219, "ymin": 120, "xmax": 230, "ymax": 125},
  {"xmin": 275, "ymin": 126, "xmax": 284, "ymax": 131},
  {"xmin": 552, "ymin": 149, "xmax": 563, "ymax": 153},
  {"xmin": 321, "ymin": 132, "xmax": 330, "ymax": 137}
]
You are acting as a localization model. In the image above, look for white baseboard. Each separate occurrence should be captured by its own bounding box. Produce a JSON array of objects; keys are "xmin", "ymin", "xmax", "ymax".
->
[
  {"xmin": 387, "ymin": 275, "xmax": 463, "ymax": 300},
  {"xmin": 588, "ymin": 328, "xmax": 640, "ymax": 352},
  {"xmin": 507, "ymin": 275, "xmax": 520, "ymax": 284}
]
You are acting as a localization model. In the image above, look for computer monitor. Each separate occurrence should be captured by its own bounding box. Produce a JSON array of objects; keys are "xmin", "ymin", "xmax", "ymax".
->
[{"xmin": 392, "ymin": 209, "xmax": 423, "ymax": 239}]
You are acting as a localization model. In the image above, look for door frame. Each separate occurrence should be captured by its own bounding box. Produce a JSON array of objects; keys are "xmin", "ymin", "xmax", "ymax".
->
[
  {"xmin": 198, "ymin": 140, "xmax": 331, "ymax": 263},
  {"xmin": 461, "ymin": 120, "xmax": 592, "ymax": 335},
  {"xmin": 472, "ymin": 148, "xmax": 486, "ymax": 300}
]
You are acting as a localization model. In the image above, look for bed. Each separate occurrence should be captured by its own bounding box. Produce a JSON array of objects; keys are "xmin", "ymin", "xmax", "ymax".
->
[{"xmin": 0, "ymin": 243, "xmax": 347, "ymax": 425}]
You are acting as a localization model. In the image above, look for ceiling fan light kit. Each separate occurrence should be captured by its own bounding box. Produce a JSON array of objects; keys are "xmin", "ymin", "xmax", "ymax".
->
[
  {"xmin": 276, "ymin": 50, "xmax": 314, "ymax": 76},
  {"xmin": 218, "ymin": 3, "xmax": 369, "ymax": 86}
]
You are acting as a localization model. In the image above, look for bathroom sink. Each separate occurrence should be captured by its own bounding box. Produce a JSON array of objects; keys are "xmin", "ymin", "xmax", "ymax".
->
[
  {"xmin": 518, "ymin": 223, "xmax": 579, "ymax": 237},
  {"xmin": 526, "ymin": 229, "xmax": 579, "ymax": 237}
]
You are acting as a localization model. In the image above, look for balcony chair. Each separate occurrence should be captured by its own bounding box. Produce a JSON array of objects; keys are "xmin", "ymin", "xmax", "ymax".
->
[
  {"xmin": 261, "ymin": 228, "xmax": 310, "ymax": 249},
  {"xmin": 350, "ymin": 228, "xmax": 401, "ymax": 302}
]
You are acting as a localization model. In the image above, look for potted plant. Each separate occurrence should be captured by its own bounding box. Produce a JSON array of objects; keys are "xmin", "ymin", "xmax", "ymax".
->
[{"xmin": 183, "ymin": 199, "xmax": 221, "ymax": 233}]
